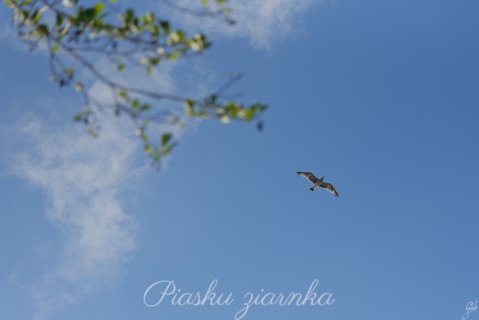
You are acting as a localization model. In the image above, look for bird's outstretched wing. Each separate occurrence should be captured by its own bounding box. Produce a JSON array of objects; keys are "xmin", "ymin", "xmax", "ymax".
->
[
  {"xmin": 297, "ymin": 171, "xmax": 320, "ymax": 184},
  {"xmin": 320, "ymin": 183, "xmax": 340, "ymax": 197}
]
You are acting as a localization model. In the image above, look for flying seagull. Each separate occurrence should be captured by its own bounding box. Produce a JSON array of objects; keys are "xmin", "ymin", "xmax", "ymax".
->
[{"xmin": 297, "ymin": 172, "xmax": 339, "ymax": 197}]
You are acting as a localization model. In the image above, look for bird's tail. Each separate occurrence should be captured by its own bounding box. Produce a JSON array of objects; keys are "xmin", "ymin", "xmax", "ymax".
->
[{"xmin": 309, "ymin": 186, "xmax": 315, "ymax": 191}]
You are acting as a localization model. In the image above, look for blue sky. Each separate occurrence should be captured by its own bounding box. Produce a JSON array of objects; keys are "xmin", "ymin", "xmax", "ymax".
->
[{"xmin": 1, "ymin": 0, "xmax": 479, "ymax": 320}]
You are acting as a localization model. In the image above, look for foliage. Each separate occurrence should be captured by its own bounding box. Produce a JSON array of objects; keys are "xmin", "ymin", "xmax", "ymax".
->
[{"xmin": 3, "ymin": 0, "xmax": 267, "ymax": 166}]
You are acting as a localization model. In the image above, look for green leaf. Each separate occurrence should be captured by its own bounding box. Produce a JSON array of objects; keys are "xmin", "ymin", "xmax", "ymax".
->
[
  {"xmin": 140, "ymin": 103, "xmax": 151, "ymax": 112},
  {"xmin": 161, "ymin": 132, "xmax": 172, "ymax": 145},
  {"xmin": 146, "ymin": 65, "xmax": 153, "ymax": 75},
  {"xmin": 168, "ymin": 30, "xmax": 185, "ymax": 43},
  {"xmin": 88, "ymin": 129, "xmax": 99, "ymax": 138},
  {"xmin": 93, "ymin": 2, "xmax": 105, "ymax": 15},
  {"xmin": 149, "ymin": 57, "xmax": 160, "ymax": 65},
  {"xmin": 117, "ymin": 63, "xmax": 125, "ymax": 71},
  {"xmin": 55, "ymin": 13, "xmax": 63, "ymax": 27},
  {"xmin": 131, "ymin": 99, "xmax": 140, "ymax": 110},
  {"xmin": 166, "ymin": 52, "xmax": 177, "ymax": 61},
  {"xmin": 118, "ymin": 89, "xmax": 128, "ymax": 99},
  {"xmin": 159, "ymin": 21, "xmax": 170, "ymax": 33},
  {"xmin": 144, "ymin": 12, "xmax": 154, "ymax": 24},
  {"xmin": 144, "ymin": 143, "xmax": 153, "ymax": 154},
  {"xmin": 124, "ymin": 8, "xmax": 134, "ymax": 21},
  {"xmin": 3, "ymin": 0, "xmax": 14, "ymax": 8},
  {"xmin": 244, "ymin": 107, "xmax": 255, "ymax": 120},
  {"xmin": 65, "ymin": 68, "xmax": 74, "ymax": 77},
  {"xmin": 36, "ymin": 24, "xmax": 49, "ymax": 37},
  {"xmin": 211, "ymin": 95, "xmax": 218, "ymax": 103},
  {"xmin": 197, "ymin": 110, "xmax": 208, "ymax": 118},
  {"xmin": 73, "ymin": 113, "xmax": 83, "ymax": 121},
  {"xmin": 73, "ymin": 109, "xmax": 90, "ymax": 122},
  {"xmin": 140, "ymin": 131, "xmax": 149, "ymax": 142},
  {"xmin": 160, "ymin": 141, "xmax": 178, "ymax": 156},
  {"xmin": 32, "ymin": 10, "xmax": 41, "ymax": 23},
  {"xmin": 183, "ymin": 99, "xmax": 195, "ymax": 116}
]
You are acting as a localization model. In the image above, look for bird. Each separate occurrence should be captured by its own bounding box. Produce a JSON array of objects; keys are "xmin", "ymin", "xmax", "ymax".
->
[{"xmin": 297, "ymin": 171, "xmax": 339, "ymax": 197}]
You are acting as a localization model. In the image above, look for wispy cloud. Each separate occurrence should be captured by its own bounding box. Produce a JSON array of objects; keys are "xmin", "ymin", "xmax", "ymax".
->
[
  {"xmin": 166, "ymin": 0, "xmax": 317, "ymax": 49},
  {"xmin": 1, "ymin": 45, "xmax": 184, "ymax": 318},
  {"xmin": 12, "ymin": 116, "xmax": 140, "ymax": 319},
  {"xmin": 228, "ymin": 0, "xmax": 315, "ymax": 49}
]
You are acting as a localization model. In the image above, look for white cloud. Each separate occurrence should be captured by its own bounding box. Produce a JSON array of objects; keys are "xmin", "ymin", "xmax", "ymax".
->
[
  {"xmin": 228, "ymin": 0, "xmax": 315, "ymax": 49},
  {"xmin": 3, "ymin": 52, "xmax": 183, "ymax": 318},
  {"xmin": 13, "ymin": 116, "xmax": 140, "ymax": 319},
  {"xmin": 166, "ymin": 0, "xmax": 317, "ymax": 49}
]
